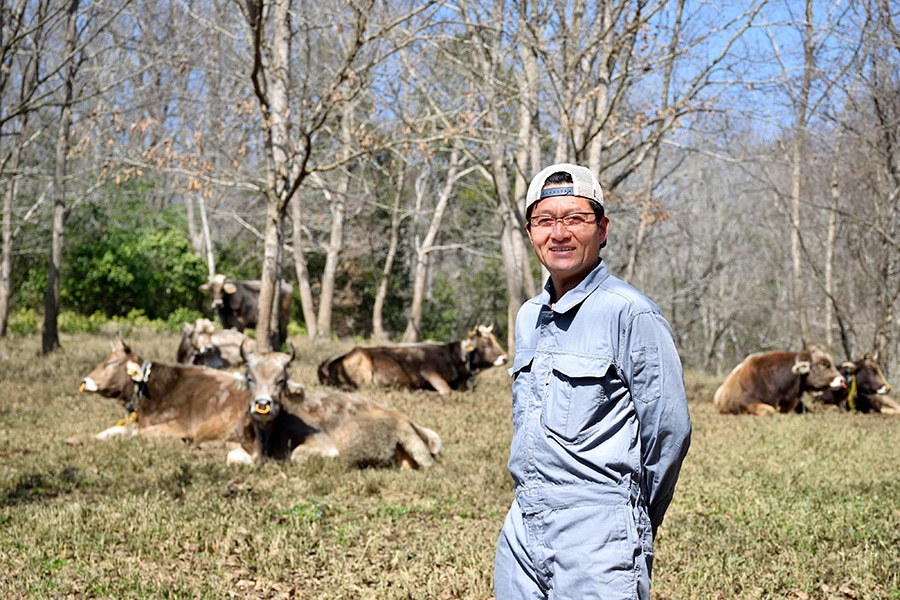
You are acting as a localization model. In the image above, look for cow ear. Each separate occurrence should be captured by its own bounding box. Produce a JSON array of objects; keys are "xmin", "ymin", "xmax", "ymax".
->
[
  {"xmin": 841, "ymin": 361, "xmax": 858, "ymax": 373},
  {"xmin": 224, "ymin": 282, "xmax": 238, "ymax": 294},
  {"xmin": 462, "ymin": 340, "xmax": 476, "ymax": 353},
  {"xmin": 126, "ymin": 361, "xmax": 143, "ymax": 381},
  {"xmin": 286, "ymin": 379, "xmax": 305, "ymax": 398},
  {"xmin": 791, "ymin": 360, "xmax": 811, "ymax": 375},
  {"xmin": 198, "ymin": 283, "xmax": 208, "ymax": 291}
]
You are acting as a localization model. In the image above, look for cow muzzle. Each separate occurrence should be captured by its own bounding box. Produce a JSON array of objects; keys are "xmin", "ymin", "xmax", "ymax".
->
[
  {"xmin": 494, "ymin": 354, "xmax": 509, "ymax": 366},
  {"xmin": 830, "ymin": 375, "xmax": 847, "ymax": 390},
  {"xmin": 79, "ymin": 378, "xmax": 98, "ymax": 393},
  {"xmin": 251, "ymin": 397, "xmax": 278, "ymax": 423}
]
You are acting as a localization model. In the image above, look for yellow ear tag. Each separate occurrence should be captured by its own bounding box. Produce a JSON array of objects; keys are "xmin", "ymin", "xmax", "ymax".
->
[{"xmin": 126, "ymin": 361, "xmax": 143, "ymax": 380}]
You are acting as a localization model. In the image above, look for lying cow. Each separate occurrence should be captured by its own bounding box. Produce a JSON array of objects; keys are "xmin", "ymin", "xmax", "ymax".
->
[
  {"xmin": 226, "ymin": 347, "xmax": 442, "ymax": 468},
  {"xmin": 815, "ymin": 352, "xmax": 896, "ymax": 413},
  {"xmin": 317, "ymin": 325, "xmax": 508, "ymax": 394},
  {"xmin": 713, "ymin": 344, "xmax": 846, "ymax": 416},
  {"xmin": 199, "ymin": 274, "xmax": 293, "ymax": 348},
  {"xmin": 78, "ymin": 338, "xmax": 249, "ymax": 441},
  {"xmin": 176, "ymin": 318, "xmax": 255, "ymax": 368}
]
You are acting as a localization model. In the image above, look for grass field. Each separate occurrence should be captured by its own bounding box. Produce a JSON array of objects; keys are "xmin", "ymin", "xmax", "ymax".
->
[{"xmin": 1, "ymin": 331, "xmax": 899, "ymax": 599}]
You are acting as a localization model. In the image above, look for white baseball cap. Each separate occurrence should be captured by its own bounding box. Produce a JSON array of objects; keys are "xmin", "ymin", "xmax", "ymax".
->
[{"xmin": 525, "ymin": 163, "xmax": 604, "ymax": 212}]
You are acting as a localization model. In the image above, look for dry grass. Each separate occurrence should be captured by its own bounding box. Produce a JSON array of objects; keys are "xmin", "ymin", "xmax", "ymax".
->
[{"xmin": 1, "ymin": 333, "xmax": 899, "ymax": 599}]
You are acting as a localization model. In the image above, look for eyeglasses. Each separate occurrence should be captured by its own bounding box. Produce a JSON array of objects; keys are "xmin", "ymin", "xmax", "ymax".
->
[{"xmin": 527, "ymin": 212, "xmax": 597, "ymax": 230}]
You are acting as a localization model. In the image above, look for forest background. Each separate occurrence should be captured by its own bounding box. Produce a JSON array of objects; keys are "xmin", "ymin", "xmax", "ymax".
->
[{"xmin": 1, "ymin": 0, "xmax": 898, "ymax": 376}]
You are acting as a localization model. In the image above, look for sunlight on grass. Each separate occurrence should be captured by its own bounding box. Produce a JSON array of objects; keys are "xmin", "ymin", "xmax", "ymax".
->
[{"xmin": 1, "ymin": 332, "xmax": 899, "ymax": 598}]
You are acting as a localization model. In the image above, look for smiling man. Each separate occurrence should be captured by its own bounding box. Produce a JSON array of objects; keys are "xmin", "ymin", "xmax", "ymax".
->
[{"xmin": 493, "ymin": 163, "xmax": 692, "ymax": 600}]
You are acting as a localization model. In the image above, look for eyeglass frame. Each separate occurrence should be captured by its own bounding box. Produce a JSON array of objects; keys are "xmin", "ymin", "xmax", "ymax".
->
[{"xmin": 525, "ymin": 197, "xmax": 607, "ymax": 248}]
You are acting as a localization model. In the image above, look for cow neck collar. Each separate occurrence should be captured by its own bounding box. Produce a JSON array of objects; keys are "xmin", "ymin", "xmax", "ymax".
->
[{"xmin": 126, "ymin": 361, "xmax": 152, "ymax": 417}]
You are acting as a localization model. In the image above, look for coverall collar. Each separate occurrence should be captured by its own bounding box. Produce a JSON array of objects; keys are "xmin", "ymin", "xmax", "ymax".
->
[{"xmin": 541, "ymin": 258, "xmax": 610, "ymax": 314}]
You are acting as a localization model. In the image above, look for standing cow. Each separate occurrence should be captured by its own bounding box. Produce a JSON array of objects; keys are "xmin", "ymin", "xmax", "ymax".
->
[
  {"xmin": 227, "ymin": 347, "xmax": 442, "ymax": 468},
  {"xmin": 199, "ymin": 274, "xmax": 293, "ymax": 348},
  {"xmin": 79, "ymin": 339, "xmax": 249, "ymax": 441},
  {"xmin": 713, "ymin": 344, "xmax": 846, "ymax": 416},
  {"xmin": 816, "ymin": 352, "xmax": 895, "ymax": 413},
  {"xmin": 176, "ymin": 318, "xmax": 255, "ymax": 368},
  {"xmin": 316, "ymin": 325, "xmax": 508, "ymax": 394}
]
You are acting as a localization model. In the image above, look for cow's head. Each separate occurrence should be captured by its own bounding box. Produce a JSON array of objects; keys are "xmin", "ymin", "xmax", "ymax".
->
[
  {"xmin": 845, "ymin": 352, "xmax": 892, "ymax": 396},
  {"xmin": 80, "ymin": 338, "xmax": 147, "ymax": 404},
  {"xmin": 241, "ymin": 344, "xmax": 296, "ymax": 427},
  {"xmin": 792, "ymin": 344, "xmax": 845, "ymax": 391},
  {"xmin": 189, "ymin": 318, "xmax": 219, "ymax": 357},
  {"xmin": 199, "ymin": 274, "xmax": 236, "ymax": 309},
  {"xmin": 462, "ymin": 325, "xmax": 508, "ymax": 371}
]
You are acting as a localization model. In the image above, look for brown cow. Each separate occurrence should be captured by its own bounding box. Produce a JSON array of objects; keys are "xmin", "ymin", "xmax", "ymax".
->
[
  {"xmin": 78, "ymin": 339, "xmax": 249, "ymax": 441},
  {"xmin": 815, "ymin": 352, "xmax": 896, "ymax": 413},
  {"xmin": 317, "ymin": 325, "xmax": 508, "ymax": 394},
  {"xmin": 226, "ymin": 348, "xmax": 442, "ymax": 468},
  {"xmin": 199, "ymin": 274, "xmax": 293, "ymax": 348},
  {"xmin": 713, "ymin": 344, "xmax": 846, "ymax": 416},
  {"xmin": 176, "ymin": 318, "xmax": 255, "ymax": 368}
]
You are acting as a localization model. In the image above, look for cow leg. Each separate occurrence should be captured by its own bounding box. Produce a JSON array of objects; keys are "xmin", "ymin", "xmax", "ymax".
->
[
  {"xmin": 226, "ymin": 447, "xmax": 254, "ymax": 466},
  {"xmin": 94, "ymin": 422, "xmax": 138, "ymax": 440},
  {"xmin": 421, "ymin": 371, "xmax": 452, "ymax": 394},
  {"xmin": 290, "ymin": 432, "xmax": 340, "ymax": 462},
  {"xmin": 396, "ymin": 445, "xmax": 417, "ymax": 470},
  {"xmin": 137, "ymin": 422, "xmax": 192, "ymax": 439},
  {"xmin": 745, "ymin": 402, "xmax": 776, "ymax": 417},
  {"xmin": 394, "ymin": 421, "xmax": 437, "ymax": 469},
  {"xmin": 875, "ymin": 395, "xmax": 900, "ymax": 414}
]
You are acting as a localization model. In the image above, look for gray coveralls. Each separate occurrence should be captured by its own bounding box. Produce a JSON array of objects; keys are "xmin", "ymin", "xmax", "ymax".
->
[{"xmin": 494, "ymin": 260, "xmax": 692, "ymax": 600}]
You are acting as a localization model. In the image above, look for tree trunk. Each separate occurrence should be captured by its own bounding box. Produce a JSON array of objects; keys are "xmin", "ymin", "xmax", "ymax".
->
[
  {"xmin": 291, "ymin": 195, "xmax": 318, "ymax": 340},
  {"xmin": 372, "ymin": 160, "xmax": 406, "ymax": 344},
  {"xmin": 790, "ymin": 0, "xmax": 814, "ymax": 346},
  {"xmin": 402, "ymin": 148, "xmax": 462, "ymax": 342},
  {"xmin": 42, "ymin": 0, "xmax": 80, "ymax": 354}
]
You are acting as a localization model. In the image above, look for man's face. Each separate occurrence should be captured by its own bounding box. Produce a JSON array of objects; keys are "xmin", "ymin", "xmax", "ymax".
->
[{"xmin": 527, "ymin": 189, "xmax": 609, "ymax": 297}]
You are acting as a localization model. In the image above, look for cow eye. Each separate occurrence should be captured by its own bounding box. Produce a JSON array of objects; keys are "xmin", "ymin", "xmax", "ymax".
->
[{"xmin": 277, "ymin": 377, "xmax": 287, "ymax": 387}]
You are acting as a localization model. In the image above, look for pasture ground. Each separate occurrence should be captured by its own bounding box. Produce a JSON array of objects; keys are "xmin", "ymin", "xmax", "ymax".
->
[{"xmin": 1, "ymin": 331, "xmax": 899, "ymax": 599}]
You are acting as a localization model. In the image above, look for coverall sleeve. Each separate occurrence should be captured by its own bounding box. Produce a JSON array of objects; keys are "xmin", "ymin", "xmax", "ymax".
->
[{"xmin": 623, "ymin": 310, "xmax": 692, "ymax": 535}]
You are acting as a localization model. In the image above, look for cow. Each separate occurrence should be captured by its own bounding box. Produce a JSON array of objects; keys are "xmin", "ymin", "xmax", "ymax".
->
[
  {"xmin": 199, "ymin": 273, "xmax": 293, "ymax": 348},
  {"xmin": 78, "ymin": 338, "xmax": 249, "ymax": 441},
  {"xmin": 713, "ymin": 344, "xmax": 847, "ymax": 416},
  {"xmin": 316, "ymin": 325, "xmax": 508, "ymax": 394},
  {"xmin": 176, "ymin": 318, "xmax": 255, "ymax": 368},
  {"xmin": 815, "ymin": 352, "xmax": 896, "ymax": 413},
  {"xmin": 226, "ymin": 347, "xmax": 442, "ymax": 469}
]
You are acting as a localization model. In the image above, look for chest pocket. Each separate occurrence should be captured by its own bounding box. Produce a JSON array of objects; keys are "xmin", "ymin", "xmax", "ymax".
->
[
  {"xmin": 510, "ymin": 351, "xmax": 535, "ymax": 431},
  {"xmin": 542, "ymin": 355, "xmax": 616, "ymax": 444}
]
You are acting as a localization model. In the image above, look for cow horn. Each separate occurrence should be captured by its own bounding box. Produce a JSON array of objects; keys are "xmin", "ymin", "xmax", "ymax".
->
[
  {"xmin": 240, "ymin": 339, "xmax": 251, "ymax": 362},
  {"xmin": 841, "ymin": 361, "xmax": 858, "ymax": 373}
]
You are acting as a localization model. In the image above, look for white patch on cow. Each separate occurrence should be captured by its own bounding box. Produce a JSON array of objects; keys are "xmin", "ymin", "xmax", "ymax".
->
[
  {"xmin": 493, "ymin": 355, "xmax": 508, "ymax": 366},
  {"xmin": 828, "ymin": 375, "xmax": 845, "ymax": 389},
  {"xmin": 232, "ymin": 372, "xmax": 248, "ymax": 391},
  {"xmin": 226, "ymin": 447, "xmax": 254, "ymax": 466},
  {"xmin": 80, "ymin": 377, "xmax": 99, "ymax": 392}
]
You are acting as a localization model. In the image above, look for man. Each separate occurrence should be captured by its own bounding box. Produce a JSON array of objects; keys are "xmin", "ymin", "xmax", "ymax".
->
[{"xmin": 493, "ymin": 163, "xmax": 692, "ymax": 600}]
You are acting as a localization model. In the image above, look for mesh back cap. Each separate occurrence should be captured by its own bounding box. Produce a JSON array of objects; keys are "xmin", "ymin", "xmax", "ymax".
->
[{"xmin": 525, "ymin": 163, "xmax": 604, "ymax": 212}]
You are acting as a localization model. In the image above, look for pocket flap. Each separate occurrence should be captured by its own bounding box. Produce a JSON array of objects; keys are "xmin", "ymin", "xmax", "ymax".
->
[{"xmin": 552, "ymin": 355, "xmax": 613, "ymax": 379}]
